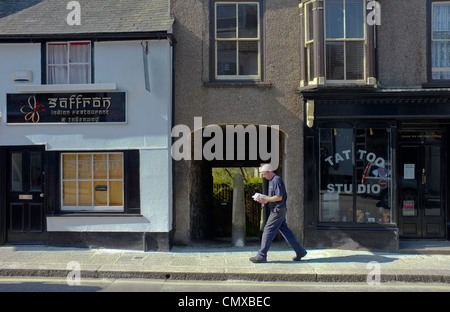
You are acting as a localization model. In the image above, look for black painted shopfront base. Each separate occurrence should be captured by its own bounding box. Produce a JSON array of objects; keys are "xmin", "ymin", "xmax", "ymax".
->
[
  {"xmin": 304, "ymin": 227, "xmax": 399, "ymax": 253},
  {"xmin": 47, "ymin": 231, "xmax": 173, "ymax": 251}
]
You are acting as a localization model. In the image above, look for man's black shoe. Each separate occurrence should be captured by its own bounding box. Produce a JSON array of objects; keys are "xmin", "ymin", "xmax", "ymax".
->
[
  {"xmin": 249, "ymin": 256, "xmax": 267, "ymax": 263},
  {"xmin": 293, "ymin": 251, "xmax": 307, "ymax": 261}
]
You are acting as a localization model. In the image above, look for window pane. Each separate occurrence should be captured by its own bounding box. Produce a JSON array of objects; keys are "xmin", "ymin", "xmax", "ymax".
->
[
  {"xmin": 48, "ymin": 43, "xmax": 68, "ymax": 65},
  {"xmin": 109, "ymin": 154, "xmax": 123, "ymax": 179},
  {"xmin": 433, "ymin": 3, "xmax": 450, "ymax": 32},
  {"xmin": 30, "ymin": 152, "xmax": 43, "ymax": 191},
  {"xmin": 432, "ymin": 3, "xmax": 450, "ymax": 80},
  {"xmin": 424, "ymin": 146, "xmax": 441, "ymax": 217},
  {"xmin": 306, "ymin": 2, "xmax": 314, "ymax": 42},
  {"xmin": 325, "ymin": 0, "xmax": 344, "ymax": 39},
  {"xmin": 432, "ymin": 41, "xmax": 450, "ymax": 80},
  {"xmin": 109, "ymin": 181, "xmax": 124, "ymax": 206},
  {"xmin": 94, "ymin": 181, "xmax": 108, "ymax": 206},
  {"xmin": 355, "ymin": 129, "xmax": 392, "ymax": 224},
  {"xmin": 63, "ymin": 181, "xmax": 77, "ymax": 206},
  {"xmin": 307, "ymin": 45, "xmax": 315, "ymax": 82},
  {"xmin": 217, "ymin": 4, "xmax": 236, "ymax": 38},
  {"xmin": 217, "ymin": 41, "xmax": 237, "ymax": 76},
  {"xmin": 63, "ymin": 154, "xmax": 77, "ymax": 179},
  {"xmin": 69, "ymin": 64, "xmax": 90, "ymax": 84},
  {"xmin": 94, "ymin": 154, "xmax": 108, "ymax": 179},
  {"xmin": 346, "ymin": 41, "xmax": 364, "ymax": 80},
  {"xmin": 319, "ymin": 129, "xmax": 354, "ymax": 222},
  {"xmin": 345, "ymin": 0, "xmax": 364, "ymax": 38},
  {"xmin": 11, "ymin": 152, "xmax": 23, "ymax": 191},
  {"xmin": 400, "ymin": 146, "xmax": 418, "ymax": 217},
  {"xmin": 48, "ymin": 66, "xmax": 68, "ymax": 84},
  {"xmin": 69, "ymin": 42, "xmax": 90, "ymax": 63},
  {"xmin": 78, "ymin": 181, "xmax": 92, "ymax": 206},
  {"xmin": 326, "ymin": 42, "xmax": 344, "ymax": 80},
  {"xmin": 238, "ymin": 41, "xmax": 258, "ymax": 75},
  {"xmin": 238, "ymin": 3, "xmax": 258, "ymax": 38},
  {"xmin": 78, "ymin": 154, "xmax": 92, "ymax": 179}
]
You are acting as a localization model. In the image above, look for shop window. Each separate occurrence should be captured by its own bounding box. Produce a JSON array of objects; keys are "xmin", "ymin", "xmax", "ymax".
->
[
  {"xmin": 47, "ymin": 41, "xmax": 91, "ymax": 84},
  {"xmin": 431, "ymin": 2, "xmax": 450, "ymax": 81},
  {"xmin": 61, "ymin": 153, "xmax": 124, "ymax": 212},
  {"xmin": 214, "ymin": 1, "xmax": 261, "ymax": 80},
  {"xmin": 319, "ymin": 128, "xmax": 392, "ymax": 224}
]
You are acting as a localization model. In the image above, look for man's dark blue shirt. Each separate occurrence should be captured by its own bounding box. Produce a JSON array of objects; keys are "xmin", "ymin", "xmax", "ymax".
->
[{"xmin": 268, "ymin": 174, "xmax": 287, "ymax": 211}]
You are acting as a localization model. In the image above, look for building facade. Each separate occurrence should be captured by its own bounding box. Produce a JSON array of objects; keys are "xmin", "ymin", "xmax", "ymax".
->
[
  {"xmin": 172, "ymin": 0, "xmax": 450, "ymax": 252},
  {"xmin": 171, "ymin": 0, "xmax": 305, "ymax": 245},
  {"xmin": 301, "ymin": 0, "xmax": 450, "ymax": 252},
  {"xmin": 0, "ymin": 0, "xmax": 175, "ymax": 251},
  {"xmin": 2, "ymin": 0, "xmax": 447, "ymax": 253}
]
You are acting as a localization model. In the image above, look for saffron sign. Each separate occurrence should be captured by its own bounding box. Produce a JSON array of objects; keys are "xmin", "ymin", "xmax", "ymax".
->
[{"xmin": 7, "ymin": 92, "xmax": 126, "ymax": 124}]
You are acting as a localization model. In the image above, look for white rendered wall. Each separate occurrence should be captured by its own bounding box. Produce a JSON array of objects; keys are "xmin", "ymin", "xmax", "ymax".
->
[{"xmin": 0, "ymin": 40, "xmax": 173, "ymax": 234}]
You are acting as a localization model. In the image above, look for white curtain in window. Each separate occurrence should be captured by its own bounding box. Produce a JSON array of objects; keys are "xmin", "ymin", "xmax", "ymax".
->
[
  {"xmin": 432, "ymin": 3, "xmax": 450, "ymax": 80},
  {"xmin": 48, "ymin": 43, "xmax": 68, "ymax": 84},
  {"xmin": 47, "ymin": 42, "xmax": 90, "ymax": 84}
]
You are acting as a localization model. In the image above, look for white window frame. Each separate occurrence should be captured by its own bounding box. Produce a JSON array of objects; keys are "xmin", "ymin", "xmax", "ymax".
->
[
  {"xmin": 214, "ymin": 1, "xmax": 261, "ymax": 80},
  {"xmin": 47, "ymin": 41, "xmax": 92, "ymax": 85},
  {"xmin": 304, "ymin": 1, "xmax": 315, "ymax": 84},
  {"xmin": 324, "ymin": 0, "xmax": 366, "ymax": 83},
  {"xmin": 60, "ymin": 152, "xmax": 124, "ymax": 212},
  {"xmin": 431, "ymin": 1, "xmax": 450, "ymax": 81}
]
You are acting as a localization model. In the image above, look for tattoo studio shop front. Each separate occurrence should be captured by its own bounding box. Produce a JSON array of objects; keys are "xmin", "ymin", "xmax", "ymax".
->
[{"xmin": 302, "ymin": 89, "xmax": 450, "ymax": 252}]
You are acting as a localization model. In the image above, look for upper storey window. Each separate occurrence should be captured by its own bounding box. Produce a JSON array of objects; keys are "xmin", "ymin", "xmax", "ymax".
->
[
  {"xmin": 431, "ymin": 2, "xmax": 450, "ymax": 81},
  {"xmin": 301, "ymin": 0, "xmax": 376, "ymax": 87},
  {"xmin": 47, "ymin": 41, "xmax": 91, "ymax": 84},
  {"xmin": 214, "ymin": 2, "xmax": 261, "ymax": 80},
  {"xmin": 325, "ymin": 0, "xmax": 365, "ymax": 81}
]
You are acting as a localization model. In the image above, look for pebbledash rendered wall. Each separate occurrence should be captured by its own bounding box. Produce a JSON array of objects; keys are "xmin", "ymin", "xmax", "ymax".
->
[
  {"xmin": 377, "ymin": 0, "xmax": 428, "ymax": 88},
  {"xmin": 0, "ymin": 40, "xmax": 174, "ymax": 249},
  {"xmin": 170, "ymin": 0, "xmax": 305, "ymax": 245}
]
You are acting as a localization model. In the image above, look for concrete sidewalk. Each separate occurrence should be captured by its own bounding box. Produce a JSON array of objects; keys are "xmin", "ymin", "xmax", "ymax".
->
[{"xmin": 0, "ymin": 240, "xmax": 449, "ymax": 284}]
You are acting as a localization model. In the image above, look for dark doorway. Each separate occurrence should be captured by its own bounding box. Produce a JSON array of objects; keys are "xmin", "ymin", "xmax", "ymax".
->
[
  {"xmin": 399, "ymin": 131, "xmax": 447, "ymax": 238},
  {"xmin": 4, "ymin": 146, "xmax": 46, "ymax": 243}
]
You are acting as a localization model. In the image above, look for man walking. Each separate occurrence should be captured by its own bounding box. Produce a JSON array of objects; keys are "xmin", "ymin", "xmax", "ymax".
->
[{"xmin": 250, "ymin": 164, "xmax": 307, "ymax": 263}]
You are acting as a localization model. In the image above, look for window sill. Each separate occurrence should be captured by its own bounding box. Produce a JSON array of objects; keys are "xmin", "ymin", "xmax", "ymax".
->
[
  {"xmin": 203, "ymin": 81, "xmax": 272, "ymax": 88},
  {"xmin": 14, "ymin": 83, "xmax": 117, "ymax": 93},
  {"xmin": 48, "ymin": 213, "xmax": 143, "ymax": 217},
  {"xmin": 299, "ymin": 83, "xmax": 377, "ymax": 92},
  {"xmin": 315, "ymin": 224, "xmax": 398, "ymax": 230},
  {"xmin": 422, "ymin": 82, "xmax": 450, "ymax": 89}
]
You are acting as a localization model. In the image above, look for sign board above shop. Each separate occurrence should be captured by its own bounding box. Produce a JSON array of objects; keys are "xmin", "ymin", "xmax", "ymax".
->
[{"xmin": 6, "ymin": 92, "xmax": 126, "ymax": 124}]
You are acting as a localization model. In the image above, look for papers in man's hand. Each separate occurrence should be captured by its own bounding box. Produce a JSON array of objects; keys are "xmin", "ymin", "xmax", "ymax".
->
[{"xmin": 252, "ymin": 193, "xmax": 267, "ymax": 201}]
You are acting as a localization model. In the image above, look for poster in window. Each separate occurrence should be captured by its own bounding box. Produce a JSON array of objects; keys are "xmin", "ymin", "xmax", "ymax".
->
[
  {"xmin": 404, "ymin": 164, "xmax": 415, "ymax": 180},
  {"xmin": 402, "ymin": 200, "xmax": 416, "ymax": 216}
]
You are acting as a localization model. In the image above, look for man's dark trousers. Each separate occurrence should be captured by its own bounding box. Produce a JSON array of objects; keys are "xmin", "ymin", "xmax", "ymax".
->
[{"xmin": 257, "ymin": 207, "xmax": 307, "ymax": 260}]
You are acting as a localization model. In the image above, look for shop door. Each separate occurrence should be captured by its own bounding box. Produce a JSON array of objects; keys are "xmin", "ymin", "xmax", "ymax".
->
[
  {"xmin": 5, "ymin": 147, "xmax": 46, "ymax": 243},
  {"xmin": 399, "ymin": 143, "xmax": 446, "ymax": 238}
]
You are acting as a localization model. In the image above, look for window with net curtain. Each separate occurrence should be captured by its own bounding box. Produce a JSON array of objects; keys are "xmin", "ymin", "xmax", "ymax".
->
[
  {"xmin": 432, "ymin": 2, "xmax": 450, "ymax": 81},
  {"xmin": 47, "ymin": 41, "xmax": 91, "ymax": 84}
]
